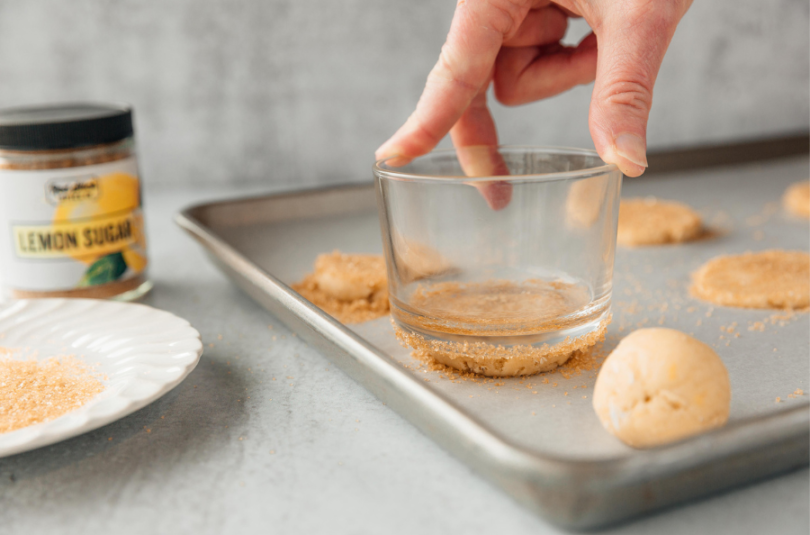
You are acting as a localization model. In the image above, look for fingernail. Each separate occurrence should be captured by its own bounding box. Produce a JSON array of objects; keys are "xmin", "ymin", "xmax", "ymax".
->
[
  {"xmin": 375, "ymin": 138, "xmax": 398, "ymax": 160},
  {"xmin": 384, "ymin": 155, "xmax": 410, "ymax": 167},
  {"xmin": 614, "ymin": 134, "xmax": 648, "ymax": 168},
  {"xmin": 375, "ymin": 149, "xmax": 411, "ymax": 168},
  {"xmin": 375, "ymin": 143, "xmax": 395, "ymax": 162}
]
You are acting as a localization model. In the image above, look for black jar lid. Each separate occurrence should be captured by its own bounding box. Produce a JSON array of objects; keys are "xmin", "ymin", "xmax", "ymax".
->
[{"xmin": 0, "ymin": 103, "xmax": 134, "ymax": 150}]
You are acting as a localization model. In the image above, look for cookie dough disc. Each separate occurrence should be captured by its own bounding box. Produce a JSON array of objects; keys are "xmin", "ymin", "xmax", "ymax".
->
[
  {"xmin": 592, "ymin": 328, "xmax": 731, "ymax": 448},
  {"xmin": 783, "ymin": 181, "xmax": 810, "ymax": 219},
  {"xmin": 617, "ymin": 198, "xmax": 702, "ymax": 247},
  {"xmin": 313, "ymin": 251, "xmax": 387, "ymax": 301},
  {"xmin": 692, "ymin": 250, "xmax": 810, "ymax": 309},
  {"xmin": 292, "ymin": 251, "xmax": 389, "ymax": 324},
  {"xmin": 394, "ymin": 317, "xmax": 609, "ymax": 377},
  {"xmin": 392, "ymin": 233, "xmax": 455, "ymax": 284}
]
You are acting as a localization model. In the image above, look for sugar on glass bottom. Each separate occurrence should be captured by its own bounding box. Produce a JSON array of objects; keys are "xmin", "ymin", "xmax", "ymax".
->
[{"xmin": 391, "ymin": 278, "xmax": 611, "ymax": 377}]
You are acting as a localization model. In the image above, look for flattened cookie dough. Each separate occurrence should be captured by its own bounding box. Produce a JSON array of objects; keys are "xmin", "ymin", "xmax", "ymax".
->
[
  {"xmin": 393, "ymin": 278, "xmax": 610, "ymax": 376},
  {"xmin": 403, "ymin": 279, "xmax": 591, "ymax": 335},
  {"xmin": 312, "ymin": 251, "xmax": 386, "ymax": 301},
  {"xmin": 394, "ymin": 316, "xmax": 609, "ymax": 377},
  {"xmin": 293, "ymin": 251, "xmax": 389, "ymax": 323},
  {"xmin": 783, "ymin": 181, "xmax": 810, "ymax": 219},
  {"xmin": 593, "ymin": 328, "xmax": 730, "ymax": 448},
  {"xmin": 392, "ymin": 233, "xmax": 455, "ymax": 284},
  {"xmin": 692, "ymin": 250, "xmax": 810, "ymax": 309},
  {"xmin": 617, "ymin": 198, "xmax": 702, "ymax": 247}
]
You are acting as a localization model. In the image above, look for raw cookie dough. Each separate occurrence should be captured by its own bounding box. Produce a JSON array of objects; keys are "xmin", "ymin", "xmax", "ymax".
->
[
  {"xmin": 566, "ymin": 176, "xmax": 609, "ymax": 229},
  {"xmin": 783, "ymin": 181, "xmax": 810, "ymax": 219},
  {"xmin": 312, "ymin": 251, "xmax": 386, "ymax": 301},
  {"xmin": 393, "ymin": 279, "xmax": 607, "ymax": 377},
  {"xmin": 292, "ymin": 251, "xmax": 389, "ymax": 324},
  {"xmin": 617, "ymin": 198, "xmax": 702, "ymax": 247},
  {"xmin": 394, "ymin": 316, "xmax": 609, "ymax": 377},
  {"xmin": 392, "ymin": 233, "xmax": 454, "ymax": 284},
  {"xmin": 592, "ymin": 328, "xmax": 731, "ymax": 448},
  {"xmin": 692, "ymin": 250, "xmax": 810, "ymax": 309},
  {"xmin": 404, "ymin": 279, "xmax": 591, "ymax": 334}
]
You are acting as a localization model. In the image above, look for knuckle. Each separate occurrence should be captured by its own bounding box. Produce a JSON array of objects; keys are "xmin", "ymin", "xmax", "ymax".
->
[
  {"xmin": 622, "ymin": 0, "xmax": 684, "ymax": 29},
  {"xmin": 429, "ymin": 46, "xmax": 480, "ymax": 94},
  {"xmin": 484, "ymin": 0, "xmax": 529, "ymax": 39},
  {"xmin": 597, "ymin": 79, "xmax": 652, "ymax": 115},
  {"xmin": 493, "ymin": 80, "xmax": 521, "ymax": 106},
  {"xmin": 551, "ymin": 19, "xmax": 569, "ymax": 42},
  {"xmin": 406, "ymin": 113, "xmax": 443, "ymax": 146},
  {"xmin": 413, "ymin": 121, "xmax": 443, "ymax": 146},
  {"xmin": 546, "ymin": 8, "xmax": 569, "ymax": 38},
  {"xmin": 492, "ymin": 51, "xmax": 535, "ymax": 106}
]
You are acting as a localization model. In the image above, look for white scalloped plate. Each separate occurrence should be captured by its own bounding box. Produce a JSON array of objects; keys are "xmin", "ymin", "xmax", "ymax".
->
[{"xmin": 0, "ymin": 299, "xmax": 202, "ymax": 458}]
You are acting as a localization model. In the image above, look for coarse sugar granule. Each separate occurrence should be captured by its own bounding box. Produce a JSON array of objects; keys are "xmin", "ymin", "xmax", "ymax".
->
[
  {"xmin": 0, "ymin": 351, "xmax": 105, "ymax": 434},
  {"xmin": 748, "ymin": 321, "xmax": 766, "ymax": 332}
]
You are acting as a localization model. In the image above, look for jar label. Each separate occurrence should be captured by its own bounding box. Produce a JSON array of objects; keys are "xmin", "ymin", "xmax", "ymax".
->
[{"xmin": 0, "ymin": 157, "xmax": 148, "ymax": 292}]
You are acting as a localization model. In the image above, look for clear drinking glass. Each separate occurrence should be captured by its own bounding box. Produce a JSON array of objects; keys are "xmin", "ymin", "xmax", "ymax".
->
[{"xmin": 374, "ymin": 146, "xmax": 622, "ymax": 375}]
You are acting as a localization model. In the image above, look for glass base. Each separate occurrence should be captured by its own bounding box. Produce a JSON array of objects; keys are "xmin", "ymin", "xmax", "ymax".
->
[
  {"xmin": 391, "ymin": 305, "xmax": 612, "ymax": 377},
  {"xmin": 391, "ymin": 298, "xmax": 611, "ymax": 349}
]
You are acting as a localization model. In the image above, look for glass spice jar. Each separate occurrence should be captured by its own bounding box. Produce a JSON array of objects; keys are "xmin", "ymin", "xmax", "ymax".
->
[{"xmin": 0, "ymin": 103, "xmax": 151, "ymax": 301}]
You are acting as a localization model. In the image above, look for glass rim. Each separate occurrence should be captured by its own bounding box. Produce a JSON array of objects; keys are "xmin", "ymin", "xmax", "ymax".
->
[{"xmin": 373, "ymin": 145, "xmax": 618, "ymax": 184}]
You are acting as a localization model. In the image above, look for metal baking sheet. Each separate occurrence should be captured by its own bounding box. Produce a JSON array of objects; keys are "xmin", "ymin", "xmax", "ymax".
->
[{"xmin": 176, "ymin": 158, "xmax": 809, "ymax": 529}]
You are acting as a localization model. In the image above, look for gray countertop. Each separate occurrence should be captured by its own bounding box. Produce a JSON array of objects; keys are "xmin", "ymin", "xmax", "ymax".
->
[{"xmin": 2, "ymin": 157, "xmax": 809, "ymax": 535}]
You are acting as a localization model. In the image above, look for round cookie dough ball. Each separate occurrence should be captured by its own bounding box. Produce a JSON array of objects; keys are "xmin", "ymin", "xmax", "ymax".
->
[
  {"xmin": 617, "ymin": 198, "xmax": 702, "ymax": 247},
  {"xmin": 783, "ymin": 181, "xmax": 810, "ymax": 219},
  {"xmin": 692, "ymin": 250, "xmax": 810, "ymax": 309},
  {"xmin": 593, "ymin": 328, "xmax": 730, "ymax": 448}
]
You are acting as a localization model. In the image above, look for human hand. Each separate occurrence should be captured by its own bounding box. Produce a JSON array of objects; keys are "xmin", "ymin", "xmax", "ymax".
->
[{"xmin": 375, "ymin": 0, "xmax": 693, "ymax": 185}]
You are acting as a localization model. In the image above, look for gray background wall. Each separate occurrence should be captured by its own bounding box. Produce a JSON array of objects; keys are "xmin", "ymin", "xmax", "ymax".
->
[{"xmin": 0, "ymin": 0, "xmax": 807, "ymax": 188}]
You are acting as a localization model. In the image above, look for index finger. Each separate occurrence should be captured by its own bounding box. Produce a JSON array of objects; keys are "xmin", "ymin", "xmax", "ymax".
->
[{"xmin": 375, "ymin": 0, "xmax": 534, "ymax": 162}]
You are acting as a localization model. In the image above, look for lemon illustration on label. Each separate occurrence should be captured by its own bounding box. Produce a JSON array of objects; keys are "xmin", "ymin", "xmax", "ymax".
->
[{"xmin": 51, "ymin": 171, "xmax": 147, "ymax": 287}]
